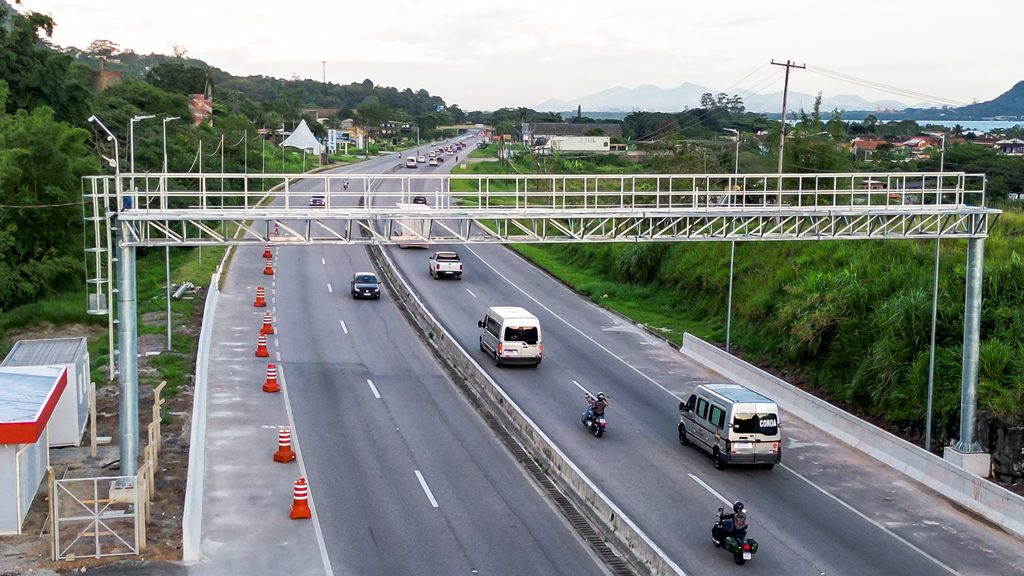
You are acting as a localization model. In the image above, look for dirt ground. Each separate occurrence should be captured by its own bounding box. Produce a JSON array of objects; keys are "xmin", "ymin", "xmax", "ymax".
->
[{"xmin": 0, "ymin": 294, "xmax": 204, "ymax": 575}]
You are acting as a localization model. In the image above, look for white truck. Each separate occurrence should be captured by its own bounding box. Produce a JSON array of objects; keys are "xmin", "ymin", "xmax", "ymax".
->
[{"xmin": 428, "ymin": 251, "xmax": 463, "ymax": 279}]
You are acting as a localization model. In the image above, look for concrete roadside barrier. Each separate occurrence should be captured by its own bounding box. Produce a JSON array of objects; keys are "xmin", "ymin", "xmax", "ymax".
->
[
  {"xmin": 680, "ymin": 332, "xmax": 1024, "ymax": 539},
  {"xmin": 368, "ymin": 243, "xmax": 687, "ymax": 576}
]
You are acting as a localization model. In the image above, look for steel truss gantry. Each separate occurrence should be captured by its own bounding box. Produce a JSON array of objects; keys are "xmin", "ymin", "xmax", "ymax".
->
[{"xmin": 82, "ymin": 170, "xmax": 1000, "ymax": 471}]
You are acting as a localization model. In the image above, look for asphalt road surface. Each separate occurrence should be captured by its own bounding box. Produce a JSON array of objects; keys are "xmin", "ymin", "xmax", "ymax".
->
[
  {"xmin": 274, "ymin": 145, "xmax": 607, "ymax": 575},
  {"xmin": 376, "ymin": 139, "xmax": 1024, "ymax": 576}
]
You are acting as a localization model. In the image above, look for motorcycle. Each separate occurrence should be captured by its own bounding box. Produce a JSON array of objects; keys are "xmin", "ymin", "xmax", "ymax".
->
[
  {"xmin": 581, "ymin": 407, "xmax": 607, "ymax": 438},
  {"xmin": 711, "ymin": 507, "xmax": 758, "ymax": 565}
]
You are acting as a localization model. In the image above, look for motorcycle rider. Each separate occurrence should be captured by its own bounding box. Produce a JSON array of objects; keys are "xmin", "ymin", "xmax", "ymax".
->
[
  {"xmin": 343, "ymin": 179, "xmax": 349, "ymax": 191},
  {"xmin": 715, "ymin": 501, "xmax": 748, "ymax": 543},
  {"xmin": 585, "ymin": 392, "xmax": 609, "ymax": 422}
]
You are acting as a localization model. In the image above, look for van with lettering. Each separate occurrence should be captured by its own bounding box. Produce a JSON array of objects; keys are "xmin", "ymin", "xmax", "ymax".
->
[
  {"xmin": 477, "ymin": 306, "xmax": 542, "ymax": 367},
  {"xmin": 678, "ymin": 384, "xmax": 781, "ymax": 470}
]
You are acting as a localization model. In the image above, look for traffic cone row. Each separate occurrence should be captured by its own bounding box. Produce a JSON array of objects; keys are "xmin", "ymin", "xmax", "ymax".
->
[{"xmin": 252, "ymin": 244, "xmax": 310, "ymax": 521}]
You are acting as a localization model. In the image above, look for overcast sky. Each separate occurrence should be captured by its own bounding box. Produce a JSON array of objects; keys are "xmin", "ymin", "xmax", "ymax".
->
[{"xmin": 16, "ymin": 0, "xmax": 1023, "ymax": 111}]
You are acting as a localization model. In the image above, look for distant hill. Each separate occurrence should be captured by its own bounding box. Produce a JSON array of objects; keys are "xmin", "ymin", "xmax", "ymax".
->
[
  {"xmin": 536, "ymin": 82, "xmax": 909, "ymax": 114},
  {"xmin": 844, "ymin": 81, "xmax": 1024, "ymax": 121}
]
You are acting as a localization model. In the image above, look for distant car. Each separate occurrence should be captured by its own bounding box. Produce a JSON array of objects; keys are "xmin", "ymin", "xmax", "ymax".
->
[
  {"xmin": 428, "ymin": 157, "xmax": 439, "ymax": 167},
  {"xmin": 406, "ymin": 157, "xmax": 418, "ymax": 168},
  {"xmin": 412, "ymin": 196, "xmax": 428, "ymax": 205},
  {"xmin": 309, "ymin": 195, "xmax": 325, "ymax": 207},
  {"xmin": 417, "ymin": 155, "xmax": 426, "ymax": 163},
  {"xmin": 435, "ymin": 154, "xmax": 445, "ymax": 163},
  {"xmin": 351, "ymin": 272, "xmax": 381, "ymax": 300}
]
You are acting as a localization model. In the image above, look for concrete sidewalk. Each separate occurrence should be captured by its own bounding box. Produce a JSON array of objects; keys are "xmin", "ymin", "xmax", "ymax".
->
[{"xmin": 189, "ymin": 243, "xmax": 327, "ymax": 575}]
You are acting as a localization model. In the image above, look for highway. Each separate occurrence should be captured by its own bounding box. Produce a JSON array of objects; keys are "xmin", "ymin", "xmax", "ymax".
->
[
  {"xmin": 374, "ymin": 135, "xmax": 1024, "ymax": 575},
  {"xmin": 272, "ymin": 150, "xmax": 607, "ymax": 575}
]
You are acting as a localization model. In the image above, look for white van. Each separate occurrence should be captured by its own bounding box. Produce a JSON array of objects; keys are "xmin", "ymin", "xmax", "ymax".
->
[
  {"xmin": 477, "ymin": 306, "xmax": 542, "ymax": 366},
  {"xmin": 678, "ymin": 384, "xmax": 782, "ymax": 470}
]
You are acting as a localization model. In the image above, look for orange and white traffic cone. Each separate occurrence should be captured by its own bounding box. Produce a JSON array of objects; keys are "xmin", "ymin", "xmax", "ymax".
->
[
  {"xmin": 263, "ymin": 258, "xmax": 274, "ymax": 276},
  {"xmin": 263, "ymin": 243, "xmax": 272, "ymax": 259},
  {"xmin": 274, "ymin": 426, "xmax": 296, "ymax": 462},
  {"xmin": 260, "ymin": 312, "xmax": 275, "ymax": 335},
  {"xmin": 255, "ymin": 333, "xmax": 270, "ymax": 357},
  {"xmin": 253, "ymin": 286, "xmax": 267, "ymax": 308},
  {"xmin": 290, "ymin": 477, "xmax": 311, "ymax": 520},
  {"xmin": 263, "ymin": 364, "xmax": 281, "ymax": 393}
]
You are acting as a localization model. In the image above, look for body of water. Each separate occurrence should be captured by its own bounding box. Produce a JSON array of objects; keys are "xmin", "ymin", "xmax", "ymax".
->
[{"xmin": 912, "ymin": 120, "xmax": 1022, "ymax": 131}]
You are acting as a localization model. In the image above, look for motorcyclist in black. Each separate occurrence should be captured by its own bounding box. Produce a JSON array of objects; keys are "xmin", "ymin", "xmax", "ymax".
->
[
  {"xmin": 716, "ymin": 501, "xmax": 748, "ymax": 542},
  {"xmin": 586, "ymin": 392, "xmax": 609, "ymax": 419}
]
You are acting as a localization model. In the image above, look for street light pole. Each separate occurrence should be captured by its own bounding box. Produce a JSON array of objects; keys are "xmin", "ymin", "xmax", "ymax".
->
[
  {"xmin": 129, "ymin": 115, "xmax": 156, "ymax": 194},
  {"xmin": 922, "ymin": 131, "xmax": 947, "ymax": 451},
  {"xmin": 723, "ymin": 128, "xmax": 740, "ymax": 353},
  {"xmin": 161, "ymin": 116, "xmax": 179, "ymax": 352}
]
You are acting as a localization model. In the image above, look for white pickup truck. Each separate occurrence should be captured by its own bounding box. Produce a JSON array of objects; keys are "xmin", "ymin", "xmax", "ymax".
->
[{"xmin": 428, "ymin": 251, "xmax": 463, "ymax": 280}]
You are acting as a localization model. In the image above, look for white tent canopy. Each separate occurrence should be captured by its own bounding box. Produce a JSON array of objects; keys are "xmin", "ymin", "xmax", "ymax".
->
[{"xmin": 280, "ymin": 119, "xmax": 322, "ymax": 154}]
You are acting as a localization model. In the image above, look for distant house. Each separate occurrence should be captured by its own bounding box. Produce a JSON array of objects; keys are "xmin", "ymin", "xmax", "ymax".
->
[
  {"xmin": 895, "ymin": 136, "xmax": 937, "ymax": 160},
  {"xmin": 302, "ymin": 108, "xmax": 341, "ymax": 124},
  {"xmin": 524, "ymin": 122, "xmax": 622, "ymax": 154},
  {"xmin": 995, "ymin": 138, "xmax": 1024, "ymax": 155},
  {"xmin": 850, "ymin": 137, "xmax": 887, "ymax": 161}
]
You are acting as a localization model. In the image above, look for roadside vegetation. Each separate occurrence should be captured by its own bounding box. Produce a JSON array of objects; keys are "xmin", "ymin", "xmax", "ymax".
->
[{"xmin": 458, "ymin": 144, "xmax": 1024, "ymax": 449}]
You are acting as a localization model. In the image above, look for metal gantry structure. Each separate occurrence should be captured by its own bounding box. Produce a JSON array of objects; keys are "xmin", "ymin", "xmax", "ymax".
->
[{"xmin": 82, "ymin": 170, "xmax": 998, "ymax": 473}]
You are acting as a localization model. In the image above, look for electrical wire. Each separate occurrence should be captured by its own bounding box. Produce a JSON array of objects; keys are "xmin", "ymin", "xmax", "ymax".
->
[{"xmin": 806, "ymin": 66, "xmax": 968, "ymax": 108}]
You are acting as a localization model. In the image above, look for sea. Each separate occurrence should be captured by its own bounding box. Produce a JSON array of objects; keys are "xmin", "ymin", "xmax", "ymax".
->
[{"xmin": 912, "ymin": 120, "xmax": 1022, "ymax": 131}]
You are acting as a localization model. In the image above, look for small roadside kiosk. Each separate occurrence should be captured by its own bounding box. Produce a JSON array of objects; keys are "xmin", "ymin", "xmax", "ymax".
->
[
  {"xmin": 1, "ymin": 337, "xmax": 90, "ymax": 447},
  {"xmin": 0, "ymin": 365, "xmax": 67, "ymax": 535}
]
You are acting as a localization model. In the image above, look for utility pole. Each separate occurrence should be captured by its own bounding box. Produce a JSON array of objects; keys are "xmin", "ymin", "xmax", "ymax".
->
[
  {"xmin": 321, "ymin": 61, "xmax": 326, "ymax": 83},
  {"xmin": 771, "ymin": 59, "xmax": 805, "ymax": 173}
]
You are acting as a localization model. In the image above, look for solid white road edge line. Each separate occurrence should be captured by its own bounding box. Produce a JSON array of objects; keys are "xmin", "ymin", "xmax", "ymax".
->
[
  {"xmin": 687, "ymin": 473, "xmax": 731, "ymax": 507},
  {"xmin": 780, "ymin": 463, "xmax": 959, "ymax": 575},
  {"xmin": 465, "ymin": 244, "xmax": 959, "ymax": 574},
  {"xmin": 414, "ymin": 470, "xmax": 440, "ymax": 508},
  {"xmin": 276, "ymin": 366, "xmax": 335, "ymax": 576},
  {"xmin": 339, "ymin": 320, "xmax": 348, "ymax": 335},
  {"xmin": 366, "ymin": 378, "xmax": 381, "ymax": 399}
]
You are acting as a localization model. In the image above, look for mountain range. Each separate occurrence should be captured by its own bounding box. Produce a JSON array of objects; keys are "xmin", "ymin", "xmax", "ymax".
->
[{"xmin": 536, "ymin": 82, "xmax": 915, "ymax": 114}]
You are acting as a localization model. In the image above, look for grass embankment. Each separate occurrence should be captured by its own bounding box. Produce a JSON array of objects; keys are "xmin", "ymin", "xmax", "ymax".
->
[
  {"xmin": 0, "ymin": 245, "xmax": 224, "ymax": 395},
  {"xmin": 446, "ymin": 152, "xmax": 1024, "ymax": 437}
]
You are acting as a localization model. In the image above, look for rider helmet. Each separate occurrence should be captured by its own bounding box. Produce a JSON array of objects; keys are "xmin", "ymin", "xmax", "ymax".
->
[
  {"xmin": 733, "ymin": 501, "xmax": 746, "ymax": 514},
  {"xmin": 596, "ymin": 392, "xmax": 606, "ymax": 401}
]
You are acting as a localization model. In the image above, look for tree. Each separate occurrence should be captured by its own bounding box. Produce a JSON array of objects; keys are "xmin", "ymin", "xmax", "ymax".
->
[
  {"xmin": 0, "ymin": 81, "xmax": 98, "ymax": 309},
  {"xmin": 0, "ymin": 5, "xmax": 93, "ymax": 123},
  {"xmin": 84, "ymin": 39, "xmax": 121, "ymax": 57},
  {"xmin": 145, "ymin": 61, "xmax": 208, "ymax": 95}
]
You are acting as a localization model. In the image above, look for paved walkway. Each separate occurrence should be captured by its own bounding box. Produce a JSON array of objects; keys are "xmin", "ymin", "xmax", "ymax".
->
[{"xmin": 190, "ymin": 243, "xmax": 327, "ymax": 575}]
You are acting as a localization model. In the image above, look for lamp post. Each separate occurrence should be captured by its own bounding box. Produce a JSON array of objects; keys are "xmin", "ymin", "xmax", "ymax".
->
[
  {"xmin": 723, "ymin": 128, "xmax": 740, "ymax": 353},
  {"xmin": 129, "ymin": 115, "xmax": 156, "ymax": 193},
  {"xmin": 162, "ymin": 116, "xmax": 179, "ymax": 352},
  {"xmin": 922, "ymin": 131, "xmax": 947, "ymax": 452}
]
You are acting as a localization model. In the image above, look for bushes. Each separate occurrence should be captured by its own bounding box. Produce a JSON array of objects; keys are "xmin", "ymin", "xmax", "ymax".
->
[{"xmin": 519, "ymin": 209, "xmax": 1024, "ymax": 437}]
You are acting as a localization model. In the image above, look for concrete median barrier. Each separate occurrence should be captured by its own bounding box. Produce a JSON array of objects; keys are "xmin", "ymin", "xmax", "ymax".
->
[{"xmin": 368, "ymin": 243, "xmax": 686, "ymax": 576}]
